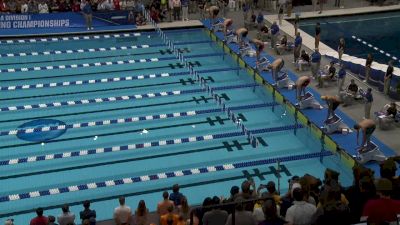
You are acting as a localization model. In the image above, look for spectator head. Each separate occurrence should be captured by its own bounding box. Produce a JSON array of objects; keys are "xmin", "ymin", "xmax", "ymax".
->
[
  {"xmin": 137, "ymin": 200, "xmax": 147, "ymax": 216},
  {"xmin": 266, "ymin": 181, "xmax": 276, "ymax": 194},
  {"xmin": 291, "ymin": 182, "xmax": 301, "ymax": 198},
  {"xmin": 262, "ymin": 198, "xmax": 278, "ymax": 220},
  {"xmin": 48, "ymin": 216, "xmax": 56, "ymax": 223},
  {"xmin": 389, "ymin": 60, "xmax": 394, "ymax": 66},
  {"xmin": 119, "ymin": 196, "xmax": 125, "ymax": 205},
  {"xmin": 83, "ymin": 200, "xmax": 90, "ymax": 209},
  {"xmin": 36, "ymin": 207, "xmax": 44, "ymax": 217},
  {"xmin": 375, "ymin": 178, "xmax": 393, "ymax": 197},
  {"xmin": 301, "ymin": 49, "xmax": 306, "ymax": 55},
  {"xmin": 167, "ymin": 204, "xmax": 174, "ymax": 213},
  {"xmin": 390, "ymin": 102, "xmax": 396, "ymax": 108},
  {"xmin": 211, "ymin": 196, "xmax": 220, "ymax": 209},
  {"xmin": 330, "ymin": 61, "xmax": 334, "ymax": 66},
  {"xmin": 380, "ymin": 158, "xmax": 397, "ymax": 179},
  {"xmin": 316, "ymin": 22, "xmax": 320, "ymax": 26},
  {"xmin": 296, "ymin": 32, "xmax": 300, "ymax": 36},
  {"xmin": 172, "ymin": 184, "xmax": 180, "ymax": 193},
  {"xmin": 292, "ymin": 187, "xmax": 304, "ymax": 201},
  {"xmin": 367, "ymin": 88, "xmax": 372, "ymax": 93},
  {"xmin": 230, "ymin": 186, "xmax": 239, "ymax": 197},
  {"xmin": 324, "ymin": 168, "xmax": 340, "ymax": 183},
  {"xmin": 241, "ymin": 180, "xmax": 252, "ymax": 194},
  {"xmin": 62, "ymin": 204, "xmax": 69, "ymax": 213},
  {"xmin": 273, "ymin": 21, "xmax": 277, "ymax": 25},
  {"xmin": 162, "ymin": 191, "xmax": 169, "ymax": 200},
  {"xmin": 350, "ymin": 79, "xmax": 355, "ymax": 84}
]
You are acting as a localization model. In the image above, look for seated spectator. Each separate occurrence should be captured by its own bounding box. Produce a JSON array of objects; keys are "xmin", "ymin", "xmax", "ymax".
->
[
  {"xmin": 80, "ymin": 201, "xmax": 96, "ymax": 225},
  {"xmin": 386, "ymin": 102, "xmax": 398, "ymax": 119},
  {"xmin": 21, "ymin": 0, "xmax": 28, "ymax": 13},
  {"xmin": 98, "ymin": 0, "xmax": 114, "ymax": 10},
  {"xmin": 58, "ymin": 0, "xmax": 70, "ymax": 12},
  {"xmin": 225, "ymin": 197, "xmax": 257, "ymax": 225},
  {"xmin": 169, "ymin": 184, "xmax": 184, "ymax": 206},
  {"xmin": 57, "ymin": 204, "xmax": 76, "ymax": 225},
  {"xmin": 134, "ymin": 200, "xmax": 149, "ymax": 225},
  {"xmin": 361, "ymin": 178, "xmax": 400, "ymax": 224},
  {"xmin": 47, "ymin": 216, "xmax": 58, "ymax": 225},
  {"xmin": 7, "ymin": 0, "xmax": 17, "ymax": 13},
  {"xmin": 296, "ymin": 49, "xmax": 310, "ymax": 71},
  {"xmin": 27, "ymin": 0, "xmax": 37, "ymax": 13},
  {"xmin": 49, "ymin": 0, "xmax": 59, "ymax": 12},
  {"xmin": 113, "ymin": 0, "xmax": 121, "ymax": 10},
  {"xmin": 340, "ymin": 79, "xmax": 362, "ymax": 106},
  {"xmin": 114, "ymin": 197, "xmax": 132, "ymax": 225},
  {"xmin": 257, "ymin": 25, "xmax": 269, "ymax": 42},
  {"xmin": 157, "ymin": 191, "xmax": 174, "ymax": 217},
  {"xmin": 285, "ymin": 187, "xmax": 317, "ymax": 225},
  {"xmin": 71, "ymin": 0, "xmax": 81, "ymax": 12},
  {"xmin": 276, "ymin": 35, "xmax": 288, "ymax": 55},
  {"xmin": 202, "ymin": 196, "xmax": 228, "ymax": 225},
  {"xmin": 30, "ymin": 208, "xmax": 48, "ymax": 225},
  {"xmin": 347, "ymin": 79, "xmax": 359, "ymax": 96},
  {"xmin": 0, "ymin": 0, "xmax": 9, "ymax": 13},
  {"xmin": 258, "ymin": 199, "xmax": 287, "ymax": 225},
  {"xmin": 327, "ymin": 61, "xmax": 336, "ymax": 79},
  {"xmin": 380, "ymin": 158, "xmax": 400, "ymax": 200},
  {"xmin": 160, "ymin": 205, "xmax": 179, "ymax": 225},
  {"xmin": 177, "ymin": 196, "xmax": 190, "ymax": 221},
  {"xmin": 38, "ymin": 0, "xmax": 49, "ymax": 13},
  {"xmin": 135, "ymin": 12, "xmax": 146, "ymax": 26}
]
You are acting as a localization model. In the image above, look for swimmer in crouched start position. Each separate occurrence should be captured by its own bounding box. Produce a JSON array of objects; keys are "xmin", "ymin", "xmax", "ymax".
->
[
  {"xmin": 354, "ymin": 119, "xmax": 376, "ymax": 151},
  {"xmin": 295, "ymin": 76, "xmax": 311, "ymax": 101}
]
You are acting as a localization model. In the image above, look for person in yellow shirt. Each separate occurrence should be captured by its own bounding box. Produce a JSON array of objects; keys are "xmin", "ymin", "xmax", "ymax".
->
[{"xmin": 160, "ymin": 205, "xmax": 179, "ymax": 225}]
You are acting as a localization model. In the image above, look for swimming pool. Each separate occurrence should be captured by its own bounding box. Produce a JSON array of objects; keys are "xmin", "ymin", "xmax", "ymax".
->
[
  {"xmin": 299, "ymin": 11, "xmax": 400, "ymax": 67},
  {"xmin": 0, "ymin": 28, "xmax": 353, "ymax": 223}
]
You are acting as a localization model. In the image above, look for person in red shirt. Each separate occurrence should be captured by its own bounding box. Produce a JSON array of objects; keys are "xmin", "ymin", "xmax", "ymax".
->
[
  {"xmin": 71, "ymin": 0, "xmax": 81, "ymax": 12},
  {"xmin": 30, "ymin": 208, "xmax": 48, "ymax": 225},
  {"xmin": 361, "ymin": 178, "xmax": 400, "ymax": 224},
  {"xmin": 113, "ymin": 0, "xmax": 120, "ymax": 10}
]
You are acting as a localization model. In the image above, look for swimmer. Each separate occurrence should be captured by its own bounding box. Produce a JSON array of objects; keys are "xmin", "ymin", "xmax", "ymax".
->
[
  {"xmin": 236, "ymin": 27, "xmax": 248, "ymax": 48},
  {"xmin": 251, "ymin": 38, "xmax": 264, "ymax": 64},
  {"xmin": 354, "ymin": 119, "xmax": 376, "ymax": 149},
  {"xmin": 207, "ymin": 5, "xmax": 220, "ymax": 25},
  {"xmin": 321, "ymin": 95, "xmax": 342, "ymax": 120},
  {"xmin": 295, "ymin": 76, "xmax": 311, "ymax": 101},
  {"xmin": 223, "ymin": 18, "xmax": 233, "ymax": 37},
  {"xmin": 267, "ymin": 58, "xmax": 284, "ymax": 81}
]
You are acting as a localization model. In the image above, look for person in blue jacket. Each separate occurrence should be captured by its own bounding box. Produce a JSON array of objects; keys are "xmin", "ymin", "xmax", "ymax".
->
[
  {"xmin": 270, "ymin": 21, "xmax": 279, "ymax": 53},
  {"xmin": 310, "ymin": 48, "xmax": 321, "ymax": 79},
  {"xmin": 81, "ymin": 0, "xmax": 93, "ymax": 30},
  {"xmin": 294, "ymin": 32, "xmax": 302, "ymax": 63}
]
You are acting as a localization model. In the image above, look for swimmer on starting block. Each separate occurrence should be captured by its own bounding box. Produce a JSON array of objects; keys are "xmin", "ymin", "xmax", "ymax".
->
[
  {"xmin": 251, "ymin": 38, "xmax": 264, "ymax": 64},
  {"xmin": 295, "ymin": 76, "xmax": 311, "ymax": 101},
  {"xmin": 236, "ymin": 28, "xmax": 249, "ymax": 48},
  {"xmin": 267, "ymin": 58, "xmax": 284, "ymax": 82},
  {"xmin": 354, "ymin": 119, "xmax": 376, "ymax": 151},
  {"xmin": 207, "ymin": 6, "xmax": 220, "ymax": 26},
  {"xmin": 223, "ymin": 19, "xmax": 233, "ymax": 37},
  {"xmin": 321, "ymin": 95, "xmax": 342, "ymax": 120}
]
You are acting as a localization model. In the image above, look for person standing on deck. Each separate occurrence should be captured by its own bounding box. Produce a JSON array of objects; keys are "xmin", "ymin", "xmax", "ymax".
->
[
  {"xmin": 384, "ymin": 60, "xmax": 394, "ymax": 96},
  {"xmin": 315, "ymin": 22, "xmax": 321, "ymax": 48},
  {"xmin": 364, "ymin": 53, "xmax": 373, "ymax": 83},
  {"xmin": 81, "ymin": 0, "xmax": 93, "ymax": 30},
  {"xmin": 294, "ymin": 32, "xmax": 302, "ymax": 64},
  {"xmin": 338, "ymin": 37, "xmax": 345, "ymax": 63}
]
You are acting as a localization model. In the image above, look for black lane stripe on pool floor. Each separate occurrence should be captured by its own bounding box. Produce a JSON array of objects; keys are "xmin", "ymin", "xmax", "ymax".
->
[
  {"xmin": 0, "ymin": 61, "xmax": 202, "ymax": 82},
  {"xmin": 0, "ymin": 162, "xmax": 292, "ymax": 218},
  {"xmin": 0, "ymin": 76, "xmax": 215, "ymax": 101},
  {"xmin": 0, "ymin": 93, "xmax": 230, "ymax": 124}
]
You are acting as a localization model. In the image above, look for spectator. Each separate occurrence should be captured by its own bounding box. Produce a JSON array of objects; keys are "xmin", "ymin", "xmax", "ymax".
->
[
  {"xmin": 384, "ymin": 60, "xmax": 394, "ymax": 95},
  {"xmin": 0, "ymin": 0, "xmax": 8, "ymax": 12},
  {"xmin": 160, "ymin": 205, "xmax": 179, "ymax": 225},
  {"xmin": 21, "ymin": 0, "xmax": 28, "ymax": 13},
  {"xmin": 177, "ymin": 196, "xmax": 190, "ymax": 221},
  {"xmin": 364, "ymin": 53, "xmax": 373, "ymax": 83},
  {"xmin": 202, "ymin": 196, "xmax": 228, "ymax": 225},
  {"xmin": 27, "ymin": 0, "xmax": 37, "ymax": 13},
  {"xmin": 380, "ymin": 158, "xmax": 400, "ymax": 200},
  {"xmin": 311, "ymin": 48, "xmax": 321, "ymax": 79},
  {"xmin": 114, "ymin": 0, "xmax": 121, "ymax": 10},
  {"xmin": 48, "ymin": 216, "xmax": 58, "ymax": 225},
  {"xmin": 169, "ymin": 184, "xmax": 184, "ymax": 206},
  {"xmin": 285, "ymin": 188, "xmax": 316, "ymax": 225},
  {"xmin": 270, "ymin": 21, "xmax": 279, "ymax": 52},
  {"xmin": 79, "ymin": 200, "xmax": 96, "ymax": 225},
  {"xmin": 114, "ymin": 197, "xmax": 132, "ymax": 225},
  {"xmin": 276, "ymin": 35, "xmax": 287, "ymax": 55},
  {"xmin": 38, "ymin": 0, "xmax": 49, "ymax": 13},
  {"xmin": 297, "ymin": 50, "xmax": 310, "ymax": 71},
  {"xmin": 57, "ymin": 204, "xmax": 76, "ymax": 225},
  {"xmin": 157, "ymin": 191, "xmax": 175, "ymax": 217},
  {"xmin": 364, "ymin": 88, "xmax": 373, "ymax": 119},
  {"xmin": 172, "ymin": 0, "xmax": 181, "ymax": 21},
  {"xmin": 181, "ymin": 0, "xmax": 189, "ymax": 20},
  {"xmin": 7, "ymin": 0, "xmax": 17, "ymax": 13},
  {"xmin": 150, "ymin": 6, "xmax": 160, "ymax": 22},
  {"xmin": 58, "ymin": 0, "xmax": 70, "ymax": 12},
  {"xmin": 135, "ymin": 12, "xmax": 146, "ymax": 26},
  {"xmin": 134, "ymin": 200, "xmax": 149, "ymax": 225},
  {"xmin": 294, "ymin": 32, "xmax": 302, "ymax": 63},
  {"xmin": 81, "ymin": 0, "xmax": 93, "ymax": 30},
  {"xmin": 361, "ymin": 178, "xmax": 400, "ymax": 224},
  {"xmin": 225, "ymin": 197, "xmax": 257, "ymax": 225},
  {"xmin": 49, "ymin": 0, "xmax": 60, "ymax": 12},
  {"xmin": 258, "ymin": 199, "xmax": 286, "ymax": 225},
  {"xmin": 30, "ymin": 208, "xmax": 48, "ymax": 225},
  {"xmin": 222, "ymin": 186, "xmax": 240, "ymax": 214},
  {"xmin": 71, "ymin": 0, "xmax": 81, "ymax": 12}
]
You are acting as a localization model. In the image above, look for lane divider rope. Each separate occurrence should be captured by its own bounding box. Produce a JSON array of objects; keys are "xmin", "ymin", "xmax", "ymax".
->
[
  {"xmin": 0, "ymin": 40, "xmax": 212, "ymax": 58},
  {"xmin": 0, "ymin": 67, "xmax": 239, "ymax": 92},
  {"xmin": 0, "ymin": 103, "xmax": 275, "ymax": 137},
  {"xmin": 0, "ymin": 143, "xmax": 332, "ymax": 203},
  {"xmin": 0, "ymin": 83, "xmax": 257, "ymax": 112},
  {"xmin": 0, "ymin": 53, "xmax": 223, "ymax": 74},
  {"xmin": 351, "ymin": 35, "xmax": 400, "ymax": 63}
]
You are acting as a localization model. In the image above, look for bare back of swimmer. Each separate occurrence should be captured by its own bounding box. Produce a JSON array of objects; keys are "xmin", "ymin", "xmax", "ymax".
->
[
  {"xmin": 354, "ymin": 119, "xmax": 376, "ymax": 148},
  {"xmin": 208, "ymin": 6, "xmax": 219, "ymax": 19},
  {"xmin": 296, "ymin": 76, "xmax": 311, "ymax": 101},
  {"xmin": 236, "ymin": 28, "xmax": 248, "ymax": 47},
  {"xmin": 268, "ymin": 58, "xmax": 284, "ymax": 81},
  {"xmin": 251, "ymin": 38, "xmax": 264, "ymax": 62},
  {"xmin": 321, "ymin": 95, "xmax": 342, "ymax": 119},
  {"xmin": 223, "ymin": 19, "xmax": 233, "ymax": 37}
]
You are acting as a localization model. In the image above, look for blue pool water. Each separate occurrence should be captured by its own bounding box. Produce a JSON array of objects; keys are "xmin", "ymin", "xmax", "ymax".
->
[
  {"xmin": 299, "ymin": 11, "xmax": 400, "ymax": 67},
  {"xmin": 0, "ymin": 28, "xmax": 353, "ymax": 223}
]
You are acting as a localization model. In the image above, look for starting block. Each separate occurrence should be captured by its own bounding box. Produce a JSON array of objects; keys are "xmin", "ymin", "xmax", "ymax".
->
[
  {"xmin": 239, "ymin": 43, "xmax": 255, "ymax": 57},
  {"xmin": 275, "ymin": 71, "xmax": 294, "ymax": 89},
  {"xmin": 211, "ymin": 21, "xmax": 224, "ymax": 32},
  {"xmin": 355, "ymin": 141, "xmax": 386, "ymax": 164},
  {"xmin": 321, "ymin": 114, "xmax": 350, "ymax": 134},
  {"xmin": 297, "ymin": 92, "xmax": 323, "ymax": 110},
  {"xmin": 257, "ymin": 57, "xmax": 271, "ymax": 71},
  {"xmin": 225, "ymin": 34, "xmax": 238, "ymax": 44}
]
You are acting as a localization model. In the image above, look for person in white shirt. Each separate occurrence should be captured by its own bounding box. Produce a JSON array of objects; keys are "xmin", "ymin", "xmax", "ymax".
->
[
  {"xmin": 21, "ymin": 0, "xmax": 29, "ymax": 13},
  {"xmin": 285, "ymin": 187, "xmax": 317, "ymax": 225},
  {"xmin": 38, "ymin": 1, "xmax": 49, "ymax": 13},
  {"xmin": 57, "ymin": 204, "xmax": 76, "ymax": 225},
  {"xmin": 113, "ymin": 197, "xmax": 132, "ymax": 225}
]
